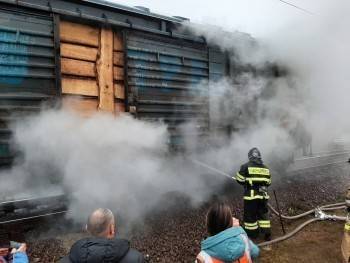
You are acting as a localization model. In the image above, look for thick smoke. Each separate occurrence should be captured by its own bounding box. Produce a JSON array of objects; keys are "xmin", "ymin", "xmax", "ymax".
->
[
  {"xmin": 2, "ymin": 1, "xmax": 350, "ymax": 229},
  {"xmin": 183, "ymin": 1, "xmax": 350, "ymax": 173},
  {"xmin": 1, "ymin": 110, "xmax": 218, "ymax": 224},
  {"xmin": 181, "ymin": 23, "xmax": 302, "ymax": 174},
  {"xmin": 264, "ymin": 1, "xmax": 350, "ymax": 151}
]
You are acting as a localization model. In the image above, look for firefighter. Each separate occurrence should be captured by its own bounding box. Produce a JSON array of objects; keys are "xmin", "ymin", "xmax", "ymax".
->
[
  {"xmin": 234, "ymin": 147, "xmax": 271, "ymax": 241},
  {"xmin": 341, "ymin": 188, "xmax": 350, "ymax": 262}
]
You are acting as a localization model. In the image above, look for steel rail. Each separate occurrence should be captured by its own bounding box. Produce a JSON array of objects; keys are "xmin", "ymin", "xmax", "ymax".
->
[
  {"xmin": 0, "ymin": 194, "xmax": 66, "ymax": 206},
  {"xmin": 0, "ymin": 210, "xmax": 67, "ymax": 224}
]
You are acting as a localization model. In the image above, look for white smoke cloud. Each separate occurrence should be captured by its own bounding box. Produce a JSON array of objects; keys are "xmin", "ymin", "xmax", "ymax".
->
[
  {"xmin": 2, "ymin": 0, "xmax": 350, "ymax": 231},
  {"xmin": 178, "ymin": 23, "xmax": 303, "ymax": 174},
  {"xmin": 183, "ymin": 1, "xmax": 350, "ymax": 171},
  {"xmin": 262, "ymin": 1, "xmax": 350, "ymax": 151},
  {"xmin": 1, "ymin": 109, "xmax": 222, "ymax": 224}
]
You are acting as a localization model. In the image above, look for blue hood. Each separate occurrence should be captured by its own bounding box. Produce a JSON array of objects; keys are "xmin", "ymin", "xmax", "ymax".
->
[{"xmin": 201, "ymin": 227, "xmax": 259, "ymax": 261}]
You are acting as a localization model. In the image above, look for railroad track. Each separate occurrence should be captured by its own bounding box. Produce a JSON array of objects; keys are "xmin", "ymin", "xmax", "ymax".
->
[
  {"xmin": 287, "ymin": 150, "xmax": 350, "ymax": 171},
  {"xmin": 0, "ymin": 193, "xmax": 68, "ymax": 245},
  {"xmin": 0, "ymin": 194, "xmax": 68, "ymax": 225},
  {"xmin": 0, "ymin": 150, "xmax": 348, "ymax": 233}
]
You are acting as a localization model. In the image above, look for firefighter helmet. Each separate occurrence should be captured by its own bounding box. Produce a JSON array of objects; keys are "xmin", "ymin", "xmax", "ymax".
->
[{"xmin": 248, "ymin": 147, "xmax": 262, "ymax": 162}]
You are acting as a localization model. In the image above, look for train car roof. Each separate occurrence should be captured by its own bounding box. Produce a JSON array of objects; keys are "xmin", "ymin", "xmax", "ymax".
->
[
  {"xmin": 0, "ymin": 0, "xmax": 202, "ymax": 41},
  {"xmin": 83, "ymin": 0, "xmax": 188, "ymax": 23}
]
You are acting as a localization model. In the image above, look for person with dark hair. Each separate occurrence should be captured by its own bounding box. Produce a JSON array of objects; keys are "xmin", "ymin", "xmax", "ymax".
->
[
  {"xmin": 196, "ymin": 202, "xmax": 259, "ymax": 263},
  {"xmin": 235, "ymin": 147, "xmax": 272, "ymax": 240},
  {"xmin": 0, "ymin": 247, "xmax": 8, "ymax": 263},
  {"xmin": 0, "ymin": 243, "xmax": 28, "ymax": 263},
  {"xmin": 61, "ymin": 208, "xmax": 144, "ymax": 263}
]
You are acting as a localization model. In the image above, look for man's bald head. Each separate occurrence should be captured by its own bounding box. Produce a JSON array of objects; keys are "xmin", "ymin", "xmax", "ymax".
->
[{"xmin": 87, "ymin": 208, "xmax": 115, "ymax": 238}]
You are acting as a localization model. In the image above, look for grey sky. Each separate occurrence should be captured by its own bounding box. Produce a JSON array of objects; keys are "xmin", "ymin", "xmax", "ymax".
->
[{"xmin": 111, "ymin": 0, "xmax": 332, "ymax": 37}]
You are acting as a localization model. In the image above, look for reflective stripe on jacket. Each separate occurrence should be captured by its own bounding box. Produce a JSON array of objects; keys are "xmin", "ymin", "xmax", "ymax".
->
[{"xmin": 234, "ymin": 161, "xmax": 271, "ymax": 200}]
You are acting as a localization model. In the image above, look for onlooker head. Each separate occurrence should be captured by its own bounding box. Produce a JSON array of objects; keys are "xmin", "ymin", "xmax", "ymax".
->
[
  {"xmin": 86, "ymin": 208, "xmax": 115, "ymax": 238},
  {"xmin": 61, "ymin": 208, "xmax": 144, "ymax": 263},
  {"xmin": 196, "ymin": 202, "xmax": 259, "ymax": 263},
  {"xmin": 206, "ymin": 202, "xmax": 236, "ymax": 236}
]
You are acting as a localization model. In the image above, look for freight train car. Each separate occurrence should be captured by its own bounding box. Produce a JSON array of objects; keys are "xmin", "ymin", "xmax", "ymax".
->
[
  {"xmin": 0, "ymin": 0, "xmax": 286, "ymax": 168},
  {"xmin": 0, "ymin": 0, "xmax": 231, "ymax": 166}
]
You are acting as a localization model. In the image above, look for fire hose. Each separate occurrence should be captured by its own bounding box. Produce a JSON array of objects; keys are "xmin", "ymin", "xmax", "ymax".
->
[
  {"xmin": 259, "ymin": 208, "xmax": 347, "ymax": 247},
  {"xmin": 268, "ymin": 202, "xmax": 346, "ymax": 220},
  {"xmin": 189, "ymin": 158, "xmax": 348, "ymax": 247}
]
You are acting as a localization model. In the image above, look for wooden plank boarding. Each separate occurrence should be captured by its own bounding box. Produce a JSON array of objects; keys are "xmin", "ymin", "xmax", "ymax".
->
[
  {"xmin": 113, "ymin": 52, "xmax": 124, "ymax": 66},
  {"xmin": 97, "ymin": 27, "xmax": 114, "ymax": 112},
  {"xmin": 62, "ymin": 78, "xmax": 98, "ymax": 96},
  {"xmin": 113, "ymin": 32, "xmax": 123, "ymax": 51},
  {"xmin": 61, "ymin": 43, "xmax": 98, "ymax": 62},
  {"xmin": 59, "ymin": 20, "xmax": 126, "ymax": 115},
  {"xmin": 114, "ymin": 83, "xmax": 125, "ymax": 99},
  {"xmin": 60, "ymin": 21, "xmax": 99, "ymax": 47},
  {"xmin": 61, "ymin": 58, "xmax": 96, "ymax": 77},
  {"xmin": 115, "ymin": 102, "xmax": 125, "ymax": 114},
  {"xmin": 113, "ymin": 66, "xmax": 124, "ymax": 80},
  {"xmin": 62, "ymin": 97, "xmax": 98, "ymax": 117},
  {"xmin": 113, "ymin": 31, "xmax": 126, "ymax": 114}
]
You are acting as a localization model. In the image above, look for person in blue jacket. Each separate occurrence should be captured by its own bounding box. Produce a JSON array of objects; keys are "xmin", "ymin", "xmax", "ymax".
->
[
  {"xmin": 196, "ymin": 202, "xmax": 259, "ymax": 263},
  {"xmin": 11, "ymin": 243, "xmax": 28, "ymax": 263}
]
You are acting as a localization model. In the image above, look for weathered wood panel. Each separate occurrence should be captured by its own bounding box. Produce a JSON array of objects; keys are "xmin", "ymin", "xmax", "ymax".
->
[
  {"xmin": 60, "ymin": 21, "xmax": 126, "ymax": 115},
  {"xmin": 113, "ymin": 32, "xmax": 125, "ymax": 114},
  {"xmin": 62, "ymin": 97, "xmax": 98, "ymax": 117},
  {"xmin": 62, "ymin": 78, "xmax": 98, "ymax": 96},
  {"xmin": 61, "ymin": 58, "xmax": 96, "ymax": 77},
  {"xmin": 97, "ymin": 27, "xmax": 114, "ymax": 112},
  {"xmin": 113, "ymin": 52, "xmax": 124, "ymax": 66},
  {"xmin": 115, "ymin": 102, "xmax": 125, "ymax": 113},
  {"xmin": 113, "ymin": 32, "xmax": 123, "ymax": 51},
  {"xmin": 60, "ymin": 21, "xmax": 99, "ymax": 47},
  {"xmin": 113, "ymin": 66, "xmax": 124, "ymax": 80},
  {"xmin": 114, "ymin": 83, "xmax": 125, "ymax": 99},
  {"xmin": 61, "ymin": 43, "xmax": 98, "ymax": 62}
]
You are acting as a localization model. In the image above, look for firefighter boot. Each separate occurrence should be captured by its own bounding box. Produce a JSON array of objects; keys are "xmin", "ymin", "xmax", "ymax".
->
[{"xmin": 264, "ymin": 233, "xmax": 271, "ymax": 241}]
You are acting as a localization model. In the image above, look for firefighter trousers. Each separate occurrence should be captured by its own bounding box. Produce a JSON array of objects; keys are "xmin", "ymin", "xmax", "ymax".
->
[{"xmin": 243, "ymin": 198, "xmax": 271, "ymax": 239}]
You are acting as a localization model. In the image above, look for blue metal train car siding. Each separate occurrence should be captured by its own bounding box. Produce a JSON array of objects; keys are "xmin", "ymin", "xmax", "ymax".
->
[
  {"xmin": 0, "ymin": 5, "xmax": 57, "ymax": 163},
  {"xmin": 0, "ymin": 0, "xmax": 227, "ymax": 163}
]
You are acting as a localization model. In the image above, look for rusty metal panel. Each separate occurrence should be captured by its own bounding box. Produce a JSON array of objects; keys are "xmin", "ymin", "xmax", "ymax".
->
[
  {"xmin": 126, "ymin": 32, "xmax": 209, "ymax": 147},
  {"xmin": 0, "ymin": 7, "xmax": 56, "ymax": 165}
]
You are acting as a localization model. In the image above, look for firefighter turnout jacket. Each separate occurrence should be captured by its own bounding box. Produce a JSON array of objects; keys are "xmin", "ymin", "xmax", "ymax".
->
[
  {"xmin": 235, "ymin": 161, "xmax": 271, "ymax": 200},
  {"xmin": 235, "ymin": 158, "xmax": 272, "ymax": 239}
]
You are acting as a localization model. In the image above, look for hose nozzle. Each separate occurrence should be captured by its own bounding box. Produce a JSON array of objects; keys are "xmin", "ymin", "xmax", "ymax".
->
[
  {"xmin": 315, "ymin": 208, "xmax": 327, "ymax": 220},
  {"xmin": 315, "ymin": 208, "xmax": 347, "ymax": 221}
]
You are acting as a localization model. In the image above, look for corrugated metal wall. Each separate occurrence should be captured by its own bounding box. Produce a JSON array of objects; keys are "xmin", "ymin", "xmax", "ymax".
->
[
  {"xmin": 209, "ymin": 48, "xmax": 226, "ymax": 81},
  {"xmin": 0, "ymin": 2, "xmax": 230, "ymax": 154},
  {"xmin": 0, "ymin": 7, "xmax": 56, "ymax": 165},
  {"xmin": 208, "ymin": 48, "xmax": 229, "ymax": 135},
  {"xmin": 126, "ymin": 32, "xmax": 209, "ymax": 146}
]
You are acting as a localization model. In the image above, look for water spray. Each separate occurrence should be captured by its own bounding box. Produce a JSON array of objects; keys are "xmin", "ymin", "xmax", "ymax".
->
[{"xmin": 189, "ymin": 157, "xmax": 347, "ymax": 246}]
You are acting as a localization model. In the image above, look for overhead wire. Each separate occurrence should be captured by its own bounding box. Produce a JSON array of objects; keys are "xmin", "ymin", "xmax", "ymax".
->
[{"xmin": 276, "ymin": 0, "xmax": 316, "ymax": 15}]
